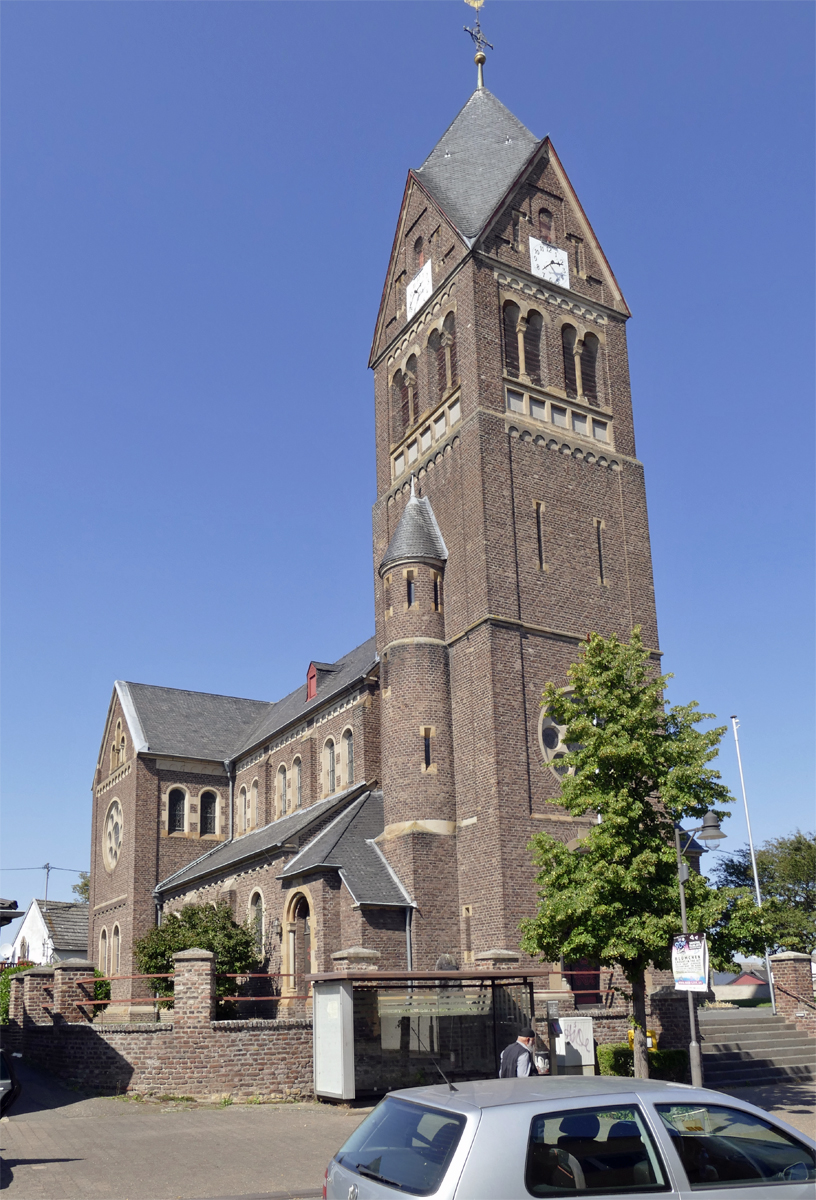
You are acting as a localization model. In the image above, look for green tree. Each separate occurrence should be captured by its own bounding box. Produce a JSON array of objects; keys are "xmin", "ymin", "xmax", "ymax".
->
[
  {"xmin": 711, "ymin": 831, "xmax": 816, "ymax": 954},
  {"xmin": 520, "ymin": 629, "xmax": 774, "ymax": 1079},
  {"xmin": 72, "ymin": 871, "xmax": 90, "ymax": 903},
  {"xmin": 134, "ymin": 902, "xmax": 260, "ymax": 1018}
]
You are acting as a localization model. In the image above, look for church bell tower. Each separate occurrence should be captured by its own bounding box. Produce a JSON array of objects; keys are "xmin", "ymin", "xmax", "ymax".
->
[{"xmin": 370, "ymin": 62, "xmax": 660, "ymax": 969}]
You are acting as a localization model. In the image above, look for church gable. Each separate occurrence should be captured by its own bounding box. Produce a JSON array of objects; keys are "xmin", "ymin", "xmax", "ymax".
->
[
  {"xmin": 476, "ymin": 139, "xmax": 629, "ymax": 317},
  {"xmin": 370, "ymin": 176, "xmax": 468, "ymax": 366}
]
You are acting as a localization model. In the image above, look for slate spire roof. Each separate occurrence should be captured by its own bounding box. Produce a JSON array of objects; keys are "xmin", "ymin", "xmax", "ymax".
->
[
  {"xmin": 414, "ymin": 87, "xmax": 540, "ymax": 242},
  {"xmin": 379, "ymin": 480, "xmax": 448, "ymax": 575}
]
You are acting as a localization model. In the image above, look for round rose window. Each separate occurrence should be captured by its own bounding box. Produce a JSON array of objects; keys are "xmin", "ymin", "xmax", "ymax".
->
[{"xmin": 103, "ymin": 799, "xmax": 124, "ymax": 871}]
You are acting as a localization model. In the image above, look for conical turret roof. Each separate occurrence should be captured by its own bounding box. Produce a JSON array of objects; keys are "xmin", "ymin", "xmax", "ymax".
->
[
  {"xmin": 380, "ymin": 483, "xmax": 448, "ymax": 575},
  {"xmin": 414, "ymin": 87, "xmax": 540, "ymax": 241}
]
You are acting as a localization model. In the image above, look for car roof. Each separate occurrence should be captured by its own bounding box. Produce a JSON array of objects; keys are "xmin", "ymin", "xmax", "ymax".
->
[{"xmin": 386, "ymin": 1076, "xmax": 698, "ymax": 1113}]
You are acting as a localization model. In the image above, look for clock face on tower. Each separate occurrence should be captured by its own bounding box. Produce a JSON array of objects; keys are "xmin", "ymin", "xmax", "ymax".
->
[
  {"xmin": 406, "ymin": 260, "xmax": 433, "ymax": 320},
  {"xmin": 529, "ymin": 237, "xmax": 570, "ymax": 289},
  {"xmin": 103, "ymin": 798, "xmax": 123, "ymax": 872}
]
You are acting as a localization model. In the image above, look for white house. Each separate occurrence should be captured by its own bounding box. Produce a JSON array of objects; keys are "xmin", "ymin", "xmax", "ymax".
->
[{"xmin": 10, "ymin": 900, "xmax": 88, "ymax": 964}]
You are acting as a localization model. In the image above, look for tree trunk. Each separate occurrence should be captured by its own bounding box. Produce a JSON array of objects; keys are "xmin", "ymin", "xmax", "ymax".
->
[{"xmin": 631, "ymin": 971, "xmax": 650, "ymax": 1079}]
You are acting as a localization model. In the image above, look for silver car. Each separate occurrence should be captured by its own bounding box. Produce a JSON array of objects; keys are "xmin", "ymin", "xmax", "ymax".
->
[{"xmin": 324, "ymin": 1076, "xmax": 815, "ymax": 1199}]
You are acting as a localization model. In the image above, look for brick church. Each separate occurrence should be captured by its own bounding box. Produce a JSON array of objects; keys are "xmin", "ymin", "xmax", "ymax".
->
[{"xmin": 89, "ymin": 68, "xmax": 660, "ymax": 1012}]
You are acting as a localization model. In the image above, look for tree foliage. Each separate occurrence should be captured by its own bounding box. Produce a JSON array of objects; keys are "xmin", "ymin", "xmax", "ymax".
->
[
  {"xmin": 72, "ymin": 871, "xmax": 90, "ymax": 903},
  {"xmin": 134, "ymin": 903, "xmax": 260, "ymax": 1016},
  {"xmin": 520, "ymin": 629, "xmax": 774, "ymax": 1077},
  {"xmin": 710, "ymin": 831, "xmax": 816, "ymax": 954}
]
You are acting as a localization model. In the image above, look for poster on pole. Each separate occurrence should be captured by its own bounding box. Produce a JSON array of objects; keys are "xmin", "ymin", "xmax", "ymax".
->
[{"xmin": 672, "ymin": 933, "xmax": 709, "ymax": 992}]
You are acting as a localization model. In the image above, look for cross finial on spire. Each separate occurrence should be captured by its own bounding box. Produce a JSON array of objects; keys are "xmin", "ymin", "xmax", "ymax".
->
[{"xmin": 464, "ymin": 0, "xmax": 493, "ymax": 89}]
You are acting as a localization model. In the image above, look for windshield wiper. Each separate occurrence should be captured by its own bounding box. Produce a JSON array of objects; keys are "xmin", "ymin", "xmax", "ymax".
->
[{"xmin": 356, "ymin": 1166, "xmax": 411, "ymax": 1191}]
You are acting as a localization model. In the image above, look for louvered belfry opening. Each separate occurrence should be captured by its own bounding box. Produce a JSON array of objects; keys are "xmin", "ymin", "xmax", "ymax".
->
[
  {"xmin": 581, "ymin": 333, "xmax": 599, "ymax": 404},
  {"xmin": 538, "ymin": 207, "xmax": 554, "ymax": 242},
  {"xmin": 561, "ymin": 324, "xmax": 578, "ymax": 397},
  {"xmin": 428, "ymin": 328, "xmax": 445, "ymax": 405},
  {"xmin": 391, "ymin": 370, "xmax": 405, "ymax": 442},
  {"xmin": 503, "ymin": 301, "xmax": 520, "ymax": 376},
  {"xmin": 443, "ymin": 312, "xmax": 458, "ymax": 388},
  {"xmin": 405, "ymin": 354, "xmax": 419, "ymax": 427},
  {"xmin": 524, "ymin": 309, "xmax": 543, "ymax": 385}
]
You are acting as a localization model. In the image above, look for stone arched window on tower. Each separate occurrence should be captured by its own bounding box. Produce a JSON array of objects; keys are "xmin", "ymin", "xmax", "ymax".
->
[
  {"xmin": 392, "ymin": 369, "xmax": 408, "ymax": 442},
  {"xmin": 524, "ymin": 309, "xmax": 544, "ymax": 386},
  {"xmin": 293, "ymin": 757, "xmax": 302, "ymax": 809},
  {"xmin": 442, "ymin": 312, "xmax": 458, "ymax": 391},
  {"xmin": 278, "ymin": 765, "xmax": 287, "ymax": 817},
  {"xmin": 581, "ymin": 332, "xmax": 600, "ymax": 405},
  {"xmin": 502, "ymin": 301, "xmax": 521, "ymax": 377},
  {"xmin": 405, "ymin": 354, "xmax": 419, "ymax": 427},
  {"xmin": 99, "ymin": 928, "xmax": 108, "ymax": 975},
  {"xmin": 110, "ymin": 720, "xmax": 126, "ymax": 773},
  {"xmin": 112, "ymin": 924, "xmax": 121, "ymax": 975},
  {"xmin": 324, "ymin": 739, "xmax": 336, "ymax": 795},
  {"xmin": 538, "ymin": 208, "xmax": 554, "ymax": 242},
  {"xmin": 427, "ymin": 329, "xmax": 446, "ymax": 407},
  {"xmin": 168, "ymin": 788, "xmax": 186, "ymax": 834},
  {"xmin": 561, "ymin": 324, "xmax": 578, "ymax": 398},
  {"xmin": 343, "ymin": 729, "xmax": 354, "ymax": 787},
  {"xmin": 200, "ymin": 790, "xmax": 217, "ymax": 835}
]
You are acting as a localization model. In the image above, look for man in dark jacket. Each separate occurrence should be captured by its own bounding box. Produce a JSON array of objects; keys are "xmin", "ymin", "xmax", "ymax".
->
[{"xmin": 499, "ymin": 1027, "xmax": 540, "ymax": 1077}]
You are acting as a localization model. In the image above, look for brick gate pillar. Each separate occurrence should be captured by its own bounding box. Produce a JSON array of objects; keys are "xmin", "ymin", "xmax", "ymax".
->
[
  {"xmin": 22, "ymin": 967, "xmax": 55, "ymax": 1026},
  {"xmin": 5, "ymin": 974, "xmax": 26, "ymax": 1052},
  {"xmin": 771, "ymin": 952, "xmax": 816, "ymax": 1036},
  {"xmin": 173, "ymin": 948, "xmax": 215, "ymax": 1025},
  {"xmin": 53, "ymin": 958, "xmax": 95, "ymax": 1023}
]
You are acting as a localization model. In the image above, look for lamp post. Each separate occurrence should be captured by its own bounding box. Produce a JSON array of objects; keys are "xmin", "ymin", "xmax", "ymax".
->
[{"xmin": 675, "ymin": 812, "xmax": 726, "ymax": 1088}]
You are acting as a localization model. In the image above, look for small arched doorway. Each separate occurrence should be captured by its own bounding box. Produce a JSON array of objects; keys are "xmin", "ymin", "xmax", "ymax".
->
[{"xmin": 290, "ymin": 896, "xmax": 311, "ymax": 986}]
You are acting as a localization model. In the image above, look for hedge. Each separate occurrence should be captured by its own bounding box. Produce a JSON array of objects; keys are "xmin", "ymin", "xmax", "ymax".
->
[{"xmin": 597, "ymin": 1042, "xmax": 689, "ymax": 1083}]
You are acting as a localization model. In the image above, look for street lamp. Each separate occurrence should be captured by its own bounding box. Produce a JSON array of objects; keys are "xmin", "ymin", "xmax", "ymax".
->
[{"xmin": 675, "ymin": 814, "xmax": 725, "ymax": 1088}]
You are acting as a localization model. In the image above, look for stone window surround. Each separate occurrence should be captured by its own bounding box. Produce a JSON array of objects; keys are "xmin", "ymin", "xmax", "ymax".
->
[
  {"xmin": 276, "ymin": 764, "xmax": 288, "ymax": 820},
  {"xmin": 506, "ymin": 382, "xmax": 612, "ymax": 448},
  {"xmin": 160, "ymin": 784, "xmax": 226, "ymax": 840},
  {"xmin": 340, "ymin": 726, "xmax": 354, "ymax": 789},
  {"xmin": 282, "ymin": 885, "xmax": 316, "ymax": 998},
  {"xmin": 420, "ymin": 724, "xmax": 437, "ymax": 775},
  {"xmin": 322, "ymin": 737, "xmax": 336, "ymax": 797},
  {"xmin": 248, "ymin": 889, "xmax": 265, "ymax": 957},
  {"xmin": 99, "ymin": 926, "xmax": 108, "ymax": 975}
]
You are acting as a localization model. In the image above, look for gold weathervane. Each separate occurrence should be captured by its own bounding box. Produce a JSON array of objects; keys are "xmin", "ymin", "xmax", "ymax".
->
[{"xmin": 464, "ymin": 0, "xmax": 493, "ymax": 89}]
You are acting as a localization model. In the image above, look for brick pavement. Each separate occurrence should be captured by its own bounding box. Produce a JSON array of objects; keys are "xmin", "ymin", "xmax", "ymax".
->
[
  {"xmin": 0, "ymin": 1062, "xmax": 369, "ymax": 1200},
  {"xmin": 1, "ymin": 1062, "xmax": 813, "ymax": 1199}
]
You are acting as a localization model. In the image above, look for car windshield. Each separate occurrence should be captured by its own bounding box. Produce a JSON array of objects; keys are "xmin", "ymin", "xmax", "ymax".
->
[
  {"xmin": 336, "ymin": 1096, "xmax": 467, "ymax": 1196},
  {"xmin": 656, "ymin": 1103, "xmax": 816, "ymax": 1189}
]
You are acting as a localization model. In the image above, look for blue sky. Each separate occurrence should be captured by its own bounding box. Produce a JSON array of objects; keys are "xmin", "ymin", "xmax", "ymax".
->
[{"xmin": 2, "ymin": 1, "xmax": 813, "ymax": 923}]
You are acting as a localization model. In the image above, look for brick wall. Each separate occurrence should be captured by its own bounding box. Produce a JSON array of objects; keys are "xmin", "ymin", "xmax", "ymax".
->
[{"xmin": 8, "ymin": 949, "xmax": 314, "ymax": 1101}]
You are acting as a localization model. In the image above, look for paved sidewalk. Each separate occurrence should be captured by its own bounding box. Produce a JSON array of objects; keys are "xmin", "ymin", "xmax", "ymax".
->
[
  {"xmin": 2, "ymin": 1062, "xmax": 813, "ymax": 1199},
  {"xmin": 0, "ymin": 1062, "xmax": 369, "ymax": 1200}
]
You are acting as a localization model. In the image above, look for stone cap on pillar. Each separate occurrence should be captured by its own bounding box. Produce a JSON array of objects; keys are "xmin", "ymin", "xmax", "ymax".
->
[
  {"xmin": 331, "ymin": 946, "xmax": 381, "ymax": 971},
  {"xmin": 18, "ymin": 966, "xmax": 55, "ymax": 976},
  {"xmin": 53, "ymin": 959, "xmax": 94, "ymax": 971},
  {"xmin": 173, "ymin": 948, "xmax": 215, "ymax": 962},
  {"xmin": 770, "ymin": 952, "xmax": 812, "ymax": 961},
  {"xmin": 475, "ymin": 949, "xmax": 521, "ymax": 970}
]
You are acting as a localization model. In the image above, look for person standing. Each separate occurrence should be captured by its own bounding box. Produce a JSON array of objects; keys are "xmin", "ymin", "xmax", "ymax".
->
[{"xmin": 499, "ymin": 1027, "xmax": 540, "ymax": 1077}]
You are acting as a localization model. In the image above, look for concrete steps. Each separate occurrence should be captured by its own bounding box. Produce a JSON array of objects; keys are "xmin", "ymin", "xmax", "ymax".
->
[{"xmin": 699, "ymin": 1009, "xmax": 816, "ymax": 1087}]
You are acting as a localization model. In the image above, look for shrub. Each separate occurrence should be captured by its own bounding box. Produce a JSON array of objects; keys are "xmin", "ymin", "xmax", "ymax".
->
[
  {"xmin": 0, "ymin": 964, "xmax": 32, "ymax": 1024},
  {"xmin": 134, "ymin": 902, "xmax": 260, "ymax": 1019},
  {"xmin": 597, "ymin": 1042, "xmax": 688, "ymax": 1083}
]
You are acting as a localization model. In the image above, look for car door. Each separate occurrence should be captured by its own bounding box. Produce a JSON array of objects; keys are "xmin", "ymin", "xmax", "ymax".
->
[
  {"xmin": 647, "ymin": 1098, "xmax": 816, "ymax": 1199},
  {"xmin": 0, "ymin": 1048, "xmax": 22, "ymax": 1118},
  {"xmin": 455, "ymin": 1096, "xmax": 685, "ymax": 1199}
]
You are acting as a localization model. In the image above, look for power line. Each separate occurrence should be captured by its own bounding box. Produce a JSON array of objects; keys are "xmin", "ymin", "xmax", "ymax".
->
[{"xmin": 0, "ymin": 866, "xmax": 85, "ymax": 872}]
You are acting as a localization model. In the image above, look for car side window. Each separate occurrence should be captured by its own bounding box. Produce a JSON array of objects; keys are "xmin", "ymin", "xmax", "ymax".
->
[
  {"xmin": 525, "ymin": 1105, "xmax": 669, "ymax": 1195},
  {"xmin": 656, "ymin": 1103, "xmax": 816, "ymax": 1189}
]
